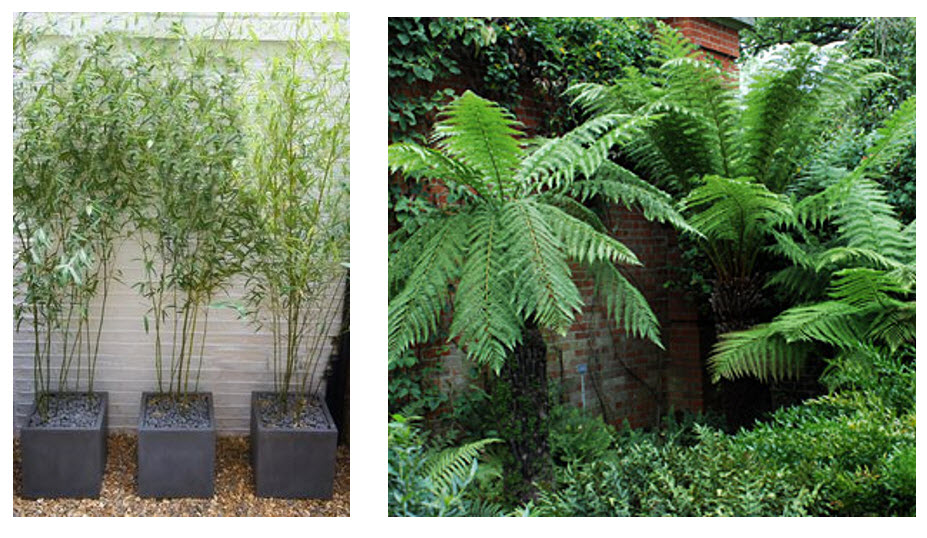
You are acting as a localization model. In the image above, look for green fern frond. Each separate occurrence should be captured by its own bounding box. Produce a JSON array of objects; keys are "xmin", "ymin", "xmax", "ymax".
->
[
  {"xmin": 771, "ymin": 301, "xmax": 864, "ymax": 348},
  {"xmin": 387, "ymin": 143, "xmax": 488, "ymax": 198},
  {"xmin": 539, "ymin": 203, "xmax": 642, "ymax": 267},
  {"xmin": 425, "ymin": 437, "xmax": 500, "ymax": 493},
  {"xmin": 388, "ymin": 213, "xmax": 468, "ymax": 364},
  {"xmin": 709, "ymin": 324, "xmax": 810, "ymax": 383},
  {"xmin": 681, "ymin": 176, "xmax": 792, "ymax": 252},
  {"xmin": 517, "ymin": 113, "xmax": 650, "ymax": 191},
  {"xmin": 501, "ymin": 199, "xmax": 583, "ymax": 335},
  {"xmin": 589, "ymin": 261, "xmax": 662, "ymax": 348},
  {"xmin": 569, "ymin": 161, "xmax": 699, "ymax": 236},
  {"xmin": 827, "ymin": 267, "xmax": 911, "ymax": 306},
  {"xmin": 448, "ymin": 206, "xmax": 523, "ymax": 372},
  {"xmin": 866, "ymin": 301, "xmax": 915, "ymax": 352},
  {"xmin": 433, "ymin": 90, "xmax": 524, "ymax": 193}
]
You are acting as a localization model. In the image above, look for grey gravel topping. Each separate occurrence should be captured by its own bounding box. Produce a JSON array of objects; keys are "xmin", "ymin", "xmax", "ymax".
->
[
  {"xmin": 143, "ymin": 394, "xmax": 211, "ymax": 429},
  {"xmin": 28, "ymin": 393, "xmax": 103, "ymax": 428},
  {"xmin": 257, "ymin": 393, "xmax": 332, "ymax": 429}
]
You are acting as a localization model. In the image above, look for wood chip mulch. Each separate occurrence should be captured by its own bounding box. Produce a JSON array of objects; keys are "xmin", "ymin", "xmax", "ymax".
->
[{"xmin": 13, "ymin": 434, "xmax": 349, "ymax": 517}]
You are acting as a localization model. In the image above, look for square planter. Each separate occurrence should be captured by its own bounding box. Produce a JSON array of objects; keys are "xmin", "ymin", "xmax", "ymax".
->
[
  {"xmin": 250, "ymin": 391, "xmax": 338, "ymax": 499},
  {"xmin": 20, "ymin": 392, "xmax": 108, "ymax": 499},
  {"xmin": 137, "ymin": 392, "xmax": 215, "ymax": 498}
]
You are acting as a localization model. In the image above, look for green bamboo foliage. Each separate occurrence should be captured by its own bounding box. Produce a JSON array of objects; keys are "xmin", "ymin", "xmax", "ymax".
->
[
  {"xmin": 131, "ymin": 24, "xmax": 251, "ymax": 398},
  {"xmin": 241, "ymin": 13, "xmax": 350, "ymax": 405},
  {"xmin": 389, "ymin": 91, "xmax": 693, "ymax": 371},
  {"xmin": 14, "ymin": 22, "xmax": 139, "ymax": 406}
]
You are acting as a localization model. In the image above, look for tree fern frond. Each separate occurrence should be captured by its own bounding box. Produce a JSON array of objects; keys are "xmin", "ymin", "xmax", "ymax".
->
[
  {"xmin": 388, "ymin": 143, "xmax": 488, "ymax": 198},
  {"xmin": 433, "ymin": 90, "xmax": 524, "ymax": 193},
  {"xmin": 709, "ymin": 324, "xmax": 810, "ymax": 383},
  {"xmin": 812, "ymin": 246, "xmax": 906, "ymax": 273},
  {"xmin": 569, "ymin": 161, "xmax": 699, "ymax": 236},
  {"xmin": 448, "ymin": 206, "xmax": 523, "ymax": 371},
  {"xmin": 539, "ymin": 203, "xmax": 642, "ymax": 267},
  {"xmin": 827, "ymin": 267, "xmax": 911, "ymax": 307},
  {"xmin": 770, "ymin": 301, "xmax": 864, "ymax": 348},
  {"xmin": 501, "ymin": 199, "xmax": 583, "ymax": 335},
  {"xmin": 589, "ymin": 261, "xmax": 662, "ymax": 348},
  {"xmin": 536, "ymin": 193, "xmax": 608, "ymax": 233},
  {"xmin": 517, "ymin": 112, "xmax": 651, "ymax": 192},
  {"xmin": 681, "ymin": 175, "xmax": 792, "ymax": 245},
  {"xmin": 388, "ymin": 212, "xmax": 468, "ymax": 364},
  {"xmin": 866, "ymin": 301, "xmax": 915, "ymax": 352}
]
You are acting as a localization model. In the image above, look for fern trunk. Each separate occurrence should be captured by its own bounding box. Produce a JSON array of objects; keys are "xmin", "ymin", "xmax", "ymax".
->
[
  {"xmin": 498, "ymin": 320, "xmax": 551, "ymax": 501},
  {"xmin": 708, "ymin": 275, "xmax": 773, "ymax": 429}
]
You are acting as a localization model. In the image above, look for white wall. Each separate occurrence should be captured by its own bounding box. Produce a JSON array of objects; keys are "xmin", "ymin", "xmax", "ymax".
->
[{"xmin": 12, "ymin": 12, "xmax": 349, "ymax": 435}]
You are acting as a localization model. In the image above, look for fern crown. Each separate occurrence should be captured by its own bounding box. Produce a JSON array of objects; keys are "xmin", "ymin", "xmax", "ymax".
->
[{"xmin": 389, "ymin": 91, "xmax": 691, "ymax": 370}]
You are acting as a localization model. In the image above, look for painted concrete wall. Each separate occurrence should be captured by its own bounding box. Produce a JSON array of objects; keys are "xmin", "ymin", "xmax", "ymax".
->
[{"xmin": 12, "ymin": 12, "xmax": 349, "ymax": 435}]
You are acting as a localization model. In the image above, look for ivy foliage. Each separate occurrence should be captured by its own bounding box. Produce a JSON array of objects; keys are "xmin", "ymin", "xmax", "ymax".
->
[{"xmin": 388, "ymin": 17, "xmax": 655, "ymax": 145}]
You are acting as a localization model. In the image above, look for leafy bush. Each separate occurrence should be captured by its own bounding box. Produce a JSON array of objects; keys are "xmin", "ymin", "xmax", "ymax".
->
[
  {"xmin": 548, "ymin": 405, "xmax": 616, "ymax": 465},
  {"xmin": 734, "ymin": 366, "xmax": 916, "ymax": 516},
  {"xmin": 530, "ymin": 352, "xmax": 915, "ymax": 517},
  {"xmin": 533, "ymin": 424, "xmax": 819, "ymax": 516}
]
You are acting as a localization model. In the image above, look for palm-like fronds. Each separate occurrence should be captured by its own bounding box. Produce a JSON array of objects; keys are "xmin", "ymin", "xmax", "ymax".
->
[
  {"xmin": 709, "ymin": 100, "xmax": 916, "ymax": 382},
  {"xmin": 680, "ymin": 175, "xmax": 792, "ymax": 280},
  {"xmin": 389, "ymin": 91, "xmax": 690, "ymax": 371}
]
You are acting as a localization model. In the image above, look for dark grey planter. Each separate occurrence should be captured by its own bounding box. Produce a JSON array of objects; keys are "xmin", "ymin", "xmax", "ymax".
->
[
  {"xmin": 137, "ymin": 392, "xmax": 215, "ymax": 498},
  {"xmin": 250, "ymin": 391, "xmax": 338, "ymax": 499},
  {"xmin": 20, "ymin": 392, "xmax": 108, "ymax": 499}
]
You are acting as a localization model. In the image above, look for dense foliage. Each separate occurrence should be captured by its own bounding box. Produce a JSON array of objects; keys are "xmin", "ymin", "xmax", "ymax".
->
[
  {"xmin": 742, "ymin": 17, "xmax": 916, "ymax": 222},
  {"xmin": 386, "ymin": 18, "xmax": 915, "ymax": 517}
]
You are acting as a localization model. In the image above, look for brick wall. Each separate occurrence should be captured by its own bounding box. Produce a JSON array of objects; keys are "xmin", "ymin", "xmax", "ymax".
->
[{"xmin": 662, "ymin": 17, "xmax": 743, "ymax": 69}]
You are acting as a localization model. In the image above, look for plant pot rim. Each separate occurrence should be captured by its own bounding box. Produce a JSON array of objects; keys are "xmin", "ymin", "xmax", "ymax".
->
[
  {"xmin": 23, "ymin": 391, "xmax": 108, "ymax": 431},
  {"xmin": 138, "ymin": 391, "xmax": 215, "ymax": 432},
  {"xmin": 251, "ymin": 391, "xmax": 336, "ymax": 432}
]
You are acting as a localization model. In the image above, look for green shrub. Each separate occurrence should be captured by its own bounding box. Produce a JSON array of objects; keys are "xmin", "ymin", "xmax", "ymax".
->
[
  {"xmin": 533, "ymin": 425, "xmax": 819, "ymax": 516},
  {"xmin": 734, "ymin": 387, "xmax": 916, "ymax": 516},
  {"xmin": 548, "ymin": 405, "xmax": 616, "ymax": 465}
]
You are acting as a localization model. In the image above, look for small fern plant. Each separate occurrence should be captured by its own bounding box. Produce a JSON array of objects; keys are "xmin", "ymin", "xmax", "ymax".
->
[
  {"xmin": 388, "ymin": 415, "xmax": 502, "ymax": 517},
  {"xmin": 388, "ymin": 90, "xmax": 693, "ymax": 371}
]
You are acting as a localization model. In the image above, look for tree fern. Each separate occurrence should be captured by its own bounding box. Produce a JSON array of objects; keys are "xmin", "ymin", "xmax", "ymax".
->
[
  {"xmin": 709, "ymin": 101, "xmax": 915, "ymax": 382},
  {"xmin": 388, "ymin": 91, "xmax": 689, "ymax": 369}
]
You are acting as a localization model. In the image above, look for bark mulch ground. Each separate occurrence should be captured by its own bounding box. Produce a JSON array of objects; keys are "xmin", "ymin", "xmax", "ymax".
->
[{"xmin": 13, "ymin": 434, "xmax": 349, "ymax": 517}]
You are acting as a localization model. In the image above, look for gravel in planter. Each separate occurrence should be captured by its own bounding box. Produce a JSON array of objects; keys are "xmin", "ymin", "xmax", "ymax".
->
[
  {"xmin": 28, "ymin": 393, "xmax": 104, "ymax": 428},
  {"xmin": 256, "ymin": 393, "xmax": 332, "ymax": 429},
  {"xmin": 143, "ymin": 393, "xmax": 211, "ymax": 429},
  {"xmin": 13, "ymin": 434, "xmax": 350, "ymax": 517}
]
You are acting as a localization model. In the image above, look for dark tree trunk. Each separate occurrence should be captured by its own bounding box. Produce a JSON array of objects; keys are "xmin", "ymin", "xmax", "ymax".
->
[
  {"xmin": 707, "ymin": 275, "xmax": 773, "ymax": 430},
  {"xmin": 497, "ymin": 319, "xmax": 551, "ymax": 501}
]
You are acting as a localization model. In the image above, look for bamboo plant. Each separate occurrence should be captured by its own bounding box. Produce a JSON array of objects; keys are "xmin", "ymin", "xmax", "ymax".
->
[
  {"xmin": 131, "ymin": 25, "xmax": 251, "ymax": 401},
  {"xmin": 241, "ymin": 13, "xmax": 350, "ymax": 414},
  {"xmin": 14, "ymin": 24, "xmax": 139, "ymax": 414}
]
